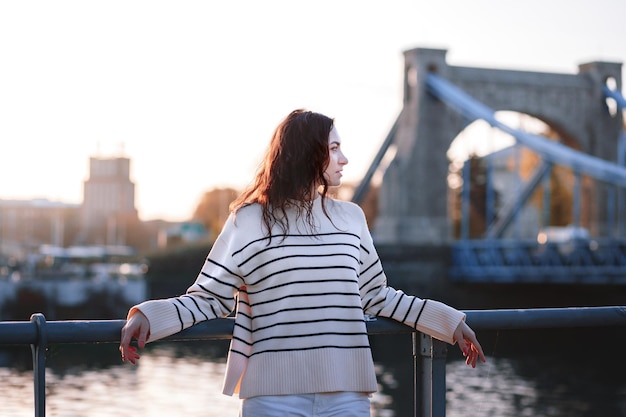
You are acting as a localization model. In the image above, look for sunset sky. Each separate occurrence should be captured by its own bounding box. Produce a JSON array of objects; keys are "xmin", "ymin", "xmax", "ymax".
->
[{"xmin": 1, "ymin": 0, "xmax": 624, "ymax": 221}]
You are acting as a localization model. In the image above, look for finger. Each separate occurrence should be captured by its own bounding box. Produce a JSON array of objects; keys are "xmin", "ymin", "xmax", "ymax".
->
[
  {"xmin": 127, "ymin": 346, "xmax": 141, "ymax": 364},
  {"xmin": 466, "ymin": 343, "xmax": 475, "ymax": 366},
  {"xmin": 460, "ymin": 339, "xmax": 474, "ymax": 367},
  {"xmin": 120, "ymin": 322, "xmax": 139, "ymax": 362},
  {"xmin": 121, "ymin": 345, "xmax": 140, "ymax": 364},
  {"xmin": 120, "ymin": 326, "xmax": 130, "ymax": 350},
  {"xmin": 463, "ymin": 327, "xmax": 487, "ymax": 365},
  {"xmin": 471, "ymin": 338, "xmax": 487, "ymax": 363},
  {"xmin": 471, "ymin": 343, "xmax": 483, "ymax": 367},
  {"xmin": 119, "ymin": 327, "xmax": 130, "ymax": 361},
  {"xmin": 455, "ymin": 329, "xmax": 468, "ymax": 356},
  {"xmin": 138, "ymin": 324, "xmax": 149, "ymax": 349},
  {"xmin": 470, "ymin": 348, "xmax": 479, "ymax": 368},
  {"xmin": 465, "ymin": 350, "xmax": 475, "ymax": 367}
]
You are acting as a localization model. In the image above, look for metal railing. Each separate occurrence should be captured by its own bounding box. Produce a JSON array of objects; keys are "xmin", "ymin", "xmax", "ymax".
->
[{"xmin": 1, "ymin": 306, "xmax": 626, "ymax": 417}]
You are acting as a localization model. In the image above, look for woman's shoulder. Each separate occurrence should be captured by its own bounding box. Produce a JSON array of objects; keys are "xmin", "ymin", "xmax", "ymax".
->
[
  {"xmin": 325, "ymin": 197, "xmax": 367, "ymax": 221},
  {"xmin": 233, "ymin": 202, "xmax": 262, "ymax": 216},
  {"xmin": 326, "ymin": 196, "xmax": 362, "ymax": 211},
  {"xmin": 216, "ymin": 203, "xmax": 264, "ymax": 244},
  {"xmin": 230, "ymin": 203, "xmax": 263, "ymax": 226}
]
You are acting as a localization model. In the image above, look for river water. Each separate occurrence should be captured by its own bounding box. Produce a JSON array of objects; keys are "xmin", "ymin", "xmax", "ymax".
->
[{"xmin": 1, "ymin": 328, "xmax": 625, "ymax": 417}]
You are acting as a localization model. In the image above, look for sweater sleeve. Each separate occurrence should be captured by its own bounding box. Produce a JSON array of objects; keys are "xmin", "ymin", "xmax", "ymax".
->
[
  {"xmin": 357, "ymin": 212, "xmax": 465, "ymax": 345},
  {"xmin": 129, "ymin": 214, "xmax": 246, "ymax": 342}
]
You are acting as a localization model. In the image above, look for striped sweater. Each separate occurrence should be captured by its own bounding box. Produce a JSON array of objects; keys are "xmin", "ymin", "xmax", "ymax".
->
[{"xmin": 130, "ymin": 196, "xmax": 465, "ymax": 398}]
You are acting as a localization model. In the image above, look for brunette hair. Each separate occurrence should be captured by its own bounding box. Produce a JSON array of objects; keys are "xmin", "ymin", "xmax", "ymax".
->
[{"xmin": 230, "ymin": 109, "xmax": 334, "ymax": 235}]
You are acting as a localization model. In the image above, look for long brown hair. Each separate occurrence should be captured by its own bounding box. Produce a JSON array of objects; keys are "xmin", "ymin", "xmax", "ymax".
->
[{"xmin": 230, "ymin": 109, "xmax": 334, "ymax": 235}]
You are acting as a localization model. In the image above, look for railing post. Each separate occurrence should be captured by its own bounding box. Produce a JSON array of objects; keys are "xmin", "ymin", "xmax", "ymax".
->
[
  {"xmin": 418, "ymin": 332, "xmax": 447, "ymax": 417},
  {"xmin": 30, "ymin": 313, "xmax": 47, "ymax": 417},
  {"xmin": 413, "ymin": 332, "xmax": 419, "ymax": 417}
]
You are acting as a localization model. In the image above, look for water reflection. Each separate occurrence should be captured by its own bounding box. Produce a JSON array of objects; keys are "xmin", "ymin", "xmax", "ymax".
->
[
  {"xmin": 370, "ymin": 329, "xmax": 626, "ymax": 417},
  {"xmin": 1, "ymin": 328, "xmax": 625, "ymax": 417},
  {"xmin": 447, "ymin": 358, "xmax": 540, "ymax": 417},
  {"xmin": 447, "ymin": 353, "xmax": 626, "ymax": 417}
]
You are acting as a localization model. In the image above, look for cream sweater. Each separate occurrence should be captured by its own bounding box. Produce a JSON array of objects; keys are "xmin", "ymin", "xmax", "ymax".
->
[{"xmin": 130, "ymin": 196, "xmax": 465, "ymax": 398}]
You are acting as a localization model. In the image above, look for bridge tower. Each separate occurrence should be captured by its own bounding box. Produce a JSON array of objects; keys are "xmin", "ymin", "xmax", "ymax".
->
[{"xmin": 374, "ymin": 48, "xmax": 623, "ymax": 244}]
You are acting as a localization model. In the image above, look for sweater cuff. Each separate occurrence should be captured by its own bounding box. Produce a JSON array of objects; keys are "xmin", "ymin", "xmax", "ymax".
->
[
  {"xmin": 131, "ymin": 299, "xmax": 183, "ymax": 343},
  {"xmin": 416, "ymin": 300, "xmax": 465, "ymax": 345}
]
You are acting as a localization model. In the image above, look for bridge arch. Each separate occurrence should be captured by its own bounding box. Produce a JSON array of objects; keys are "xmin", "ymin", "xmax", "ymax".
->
[
  {"xmin": 373, "ymin": 47, "xmax": 624, "ymax": 244},
  {"xmin": 448, "ymin": 112, "xmax": 558, "ymax": 238}
]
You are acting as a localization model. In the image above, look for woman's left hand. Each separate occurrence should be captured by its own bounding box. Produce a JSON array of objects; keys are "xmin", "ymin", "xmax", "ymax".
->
[{"xmin": 453, "ymin": 321, "xmax": 487, "ymax": 368}]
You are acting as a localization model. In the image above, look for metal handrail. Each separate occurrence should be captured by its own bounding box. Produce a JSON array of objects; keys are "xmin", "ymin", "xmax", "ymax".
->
[{"xmin": 2, "ymin": 306, "xmax": 626, "ymax": 417}]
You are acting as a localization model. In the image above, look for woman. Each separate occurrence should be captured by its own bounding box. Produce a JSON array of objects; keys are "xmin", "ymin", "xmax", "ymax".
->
[{"xmin": 120, "ymin": 109, "xmax": 485, "ymax": 416}]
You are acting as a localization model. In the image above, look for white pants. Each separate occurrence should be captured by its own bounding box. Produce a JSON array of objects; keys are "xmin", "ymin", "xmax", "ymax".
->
[{"xmin": 239, "ymin": 392, "xmax": 371, "ymax": 417}]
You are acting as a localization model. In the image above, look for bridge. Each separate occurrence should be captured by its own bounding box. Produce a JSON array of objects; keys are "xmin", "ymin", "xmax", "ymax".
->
[{"xmin": 353, "ymin": 48, "xmax": 626, "ymax": 289}]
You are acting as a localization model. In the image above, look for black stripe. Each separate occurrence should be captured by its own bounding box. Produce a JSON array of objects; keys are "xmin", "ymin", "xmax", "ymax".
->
[
  {"xmin": 401, "ymin": 297, "xmax": 416, "ymax": 323},
  {"xmin": 359, "ymin": 273, "xmax": 382, "ymax": 293},
  {"xmin": 182, "ymin": 295, "xmax": 210, "ymax": 321},
  {"xmin": 414, "ymin": 300, "xmax": 428, "ymax": 329},
  {"xmin": 361, "ymin": 284, "xmax": 384, "ymax": 311},
  {"xmin": 209, "ymin": 304, "xmax": 218, "ymax": 318},
  {"xmin": 388, "ymin": 294, "xmax": 403, "ymax": 319},
  {"xmin": 233, "ymin": 231, "xmax": 360, "ymax": 256},
  {"xmin": 251, "ymin": 304, "xmax": 363, "ymax": 320},
  {"xmin": 175, "ymin": 298, "xmax": 197, "ymax": 325},
  {"xmin": 246, "ymin": 278, "xmax": 356, "ymax": 296},
  {"xmin": 233, "ymin": 322, "xmax": 252, "ymax": 334},
  {"xmin": 248, "ymin": 265, "xmax": 357, "ymax": 286},
  {"xmin": 238, "ymin": 311, "xmax": 251, "ymax": 320},
  {"xmin": 252, "ymin": 317, "xmax": 365, "ymax": 332},
  {"xmin": 230, "ymin": 348, "xmax": 250, "ymax": 358},
  {"xmin": 244, "ymin": 252, "xmax": 359, "ymax": 276},
  {"xmin": 250, "ymin": 292, "xmax": 360, "ymax": 308},
  {"xmin": 232, "ymin": 334, "xmax": 253, "ymax": 346},
  {"xmin": 200, "ymin": 264, "xmax": 242, "ymax": 289},
  {"xmin": 204, "ymin": 258, "xmax": 243, "ymax": 282},
  {"xmin": 194, "ymin": 283, "xmax": 232, "ymax": 311},
  {"xmin": 173, "ymin": 303, "xmax": 184, "ymax": 332},
  {"xmin": 360, "ymin": 258, "xmax": 380, "ymax": 276},
  {"xmin": 369, "ymin": 298, "xmax": 386, "ymax": 314},
  {"xmin": 249, "ymin": 344, "xmax": 371, "ymax": 357},
  {"xmin": 238, "ymin": 242, "xmax": 360, "ymax": 268},
  {"xmin": 254, "ymin": 331, "xmax": 368, "ymax": 345}
]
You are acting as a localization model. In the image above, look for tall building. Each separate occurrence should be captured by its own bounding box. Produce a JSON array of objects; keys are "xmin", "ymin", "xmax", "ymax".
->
[{"xmin": 81, "ymin": 156, "xmax": 140, "ymax": 246}]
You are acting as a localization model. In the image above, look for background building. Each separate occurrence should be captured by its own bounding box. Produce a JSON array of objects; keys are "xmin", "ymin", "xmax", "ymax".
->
[
  {"xmin": 81, "ymin": 156, "xmax": 141, "ymax": 247},
  {"xmin": 0, "ymin": 199, "xmax": 81, "ymax": 259}
]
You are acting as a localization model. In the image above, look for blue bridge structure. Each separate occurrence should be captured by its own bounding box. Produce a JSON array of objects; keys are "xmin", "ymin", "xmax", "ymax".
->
[{"xmin": 353, "ymin": 48, "xmax": 626, "ymax": 297}]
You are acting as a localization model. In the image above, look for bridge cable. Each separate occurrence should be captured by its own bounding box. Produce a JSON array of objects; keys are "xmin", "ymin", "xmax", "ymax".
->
[
  {"xmin": 425, "ymin": 73, "xmax": 626, "ymax": 188},
  {"xmin": 351, "ymin": 110, "xmax": 403, "ymax": 205}
]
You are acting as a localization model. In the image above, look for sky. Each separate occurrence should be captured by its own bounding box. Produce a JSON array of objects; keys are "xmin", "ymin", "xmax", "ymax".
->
[{"xmin": 1, "ymin": 0, "xmax": 625, "ymax": 221}]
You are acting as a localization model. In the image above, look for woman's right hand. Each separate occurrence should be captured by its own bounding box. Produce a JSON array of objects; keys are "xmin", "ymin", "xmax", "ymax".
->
[
  {"xmin": 453, "ymin": 320, "xmax": 486, "ymax": 368},
  {"xmin": 119, "ymin": 310, "xmax": 150, "ymax": 364}
]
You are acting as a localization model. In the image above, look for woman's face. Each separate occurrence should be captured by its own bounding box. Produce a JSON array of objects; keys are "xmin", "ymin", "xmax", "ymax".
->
[{"xmin": 324, "ymin": 127, "xmax": 349, "ymax": 187}]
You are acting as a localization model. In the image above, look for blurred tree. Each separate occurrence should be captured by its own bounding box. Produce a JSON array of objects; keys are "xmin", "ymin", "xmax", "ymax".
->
[
  {"xmin": 192, "ymin": 188, "xmax": 239, "ymax": 237},
  {"xmin": 448, "ymin": 154, "xmax": 493, "ymax": 238},
  {"xmin": 359, "ymin": 185, "xmax": 379, "ymax": 229},
  {"xmin": 446, "ymin": 118, "xmax": 594, "ymax": 239},
  {"xmin": 467, "ymin": 155, "xmax": 489, "ymax": 238},
  {"xmin": 522, "ymin": 128, "xmax": 589, "ymax": 228},
  {"xmin": 328, "ymin": 182, "xmax": 379, "ymax": 229}
]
